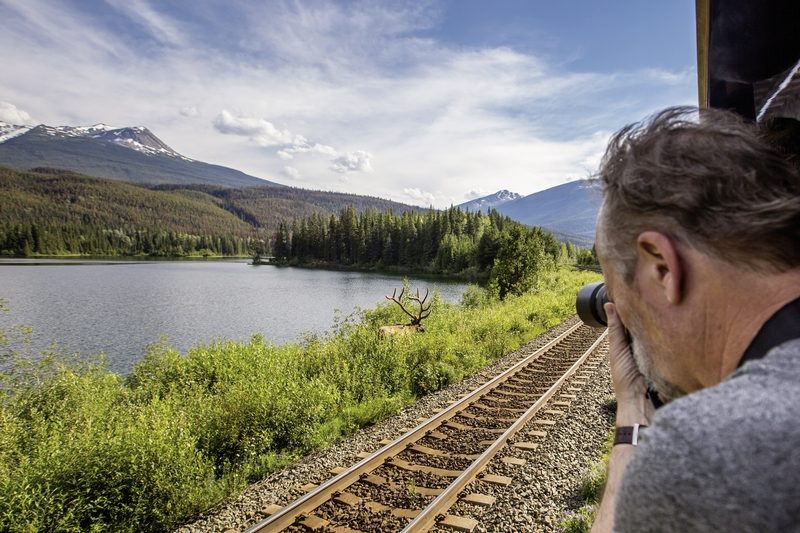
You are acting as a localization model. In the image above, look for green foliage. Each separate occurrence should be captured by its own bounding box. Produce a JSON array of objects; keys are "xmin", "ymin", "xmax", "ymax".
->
[
  {"xmin": 0, "ymin": 166, "xmax": 418, "ymax": 257},
  {"xmin": 488, "ymin": 225, "xmax": 557, "ymax": 299},
  {"xmin": 0, "ymin": 268, "xmax": 600, "ymax": 532},
  {"xmin": 281, "ymin": 205, "xmax": 563, "ymax": 280},
  {"xmin": 560, "ymin": 428, "xmax": 615, "ymax": 533},
  {"xmin": 560, "ymin": 505, "xmax": 597, "ymax": 533}
]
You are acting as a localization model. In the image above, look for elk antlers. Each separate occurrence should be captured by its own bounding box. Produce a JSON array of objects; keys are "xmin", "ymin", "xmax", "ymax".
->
[{"xmin": 385, "ymin": 287, "xmax": 431, "ymax": 326}]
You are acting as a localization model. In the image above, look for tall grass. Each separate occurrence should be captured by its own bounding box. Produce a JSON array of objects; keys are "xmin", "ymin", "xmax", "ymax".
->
[{"xmin": 0, "ymin": 269, "xmax": 600, "ymax": 532}]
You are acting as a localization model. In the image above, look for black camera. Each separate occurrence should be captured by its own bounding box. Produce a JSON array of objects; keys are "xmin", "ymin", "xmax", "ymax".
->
[{"xmin": 576, "ymin": 281, "xmax": 608, "ymax": 327}]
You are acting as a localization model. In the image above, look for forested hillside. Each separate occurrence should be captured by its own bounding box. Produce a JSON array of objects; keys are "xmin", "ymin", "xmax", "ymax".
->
[
  {"xmin": 152, "ymin": 183, "xmax": 419, "ymax": 230},
  {"xmin": 0, "ymin": 166, "xmax": 420, "ymax": 257},
  {"xmin": 276, "ymin": 206, "xmax": 591, "ymax": 289}
]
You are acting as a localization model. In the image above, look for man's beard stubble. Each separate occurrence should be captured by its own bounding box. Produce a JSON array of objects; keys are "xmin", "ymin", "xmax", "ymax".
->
[{"xmin": 629, "ymin": 333, "xmax": 687, "ymax": 403}]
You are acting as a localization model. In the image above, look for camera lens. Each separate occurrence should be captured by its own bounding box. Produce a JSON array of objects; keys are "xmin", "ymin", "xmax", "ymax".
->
[{"xmin": 576, "ymin": 282, "xmax": 608, "ymax": 327}]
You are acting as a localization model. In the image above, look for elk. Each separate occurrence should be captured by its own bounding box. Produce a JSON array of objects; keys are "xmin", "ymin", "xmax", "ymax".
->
[{"xmin": 378, "ymin": 287, "xmax": 432, "ymax": 338}]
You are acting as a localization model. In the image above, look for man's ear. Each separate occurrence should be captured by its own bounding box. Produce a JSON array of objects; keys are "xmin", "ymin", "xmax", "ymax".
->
[{"xmin": 635, "ymin": 231, "xmax": 683, "ymax": 305}]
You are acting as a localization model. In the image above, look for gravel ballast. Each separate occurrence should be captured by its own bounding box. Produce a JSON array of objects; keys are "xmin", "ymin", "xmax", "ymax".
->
[{"xmin": 176, "ymin": 316, "xmax": 614, "ymax": 533}]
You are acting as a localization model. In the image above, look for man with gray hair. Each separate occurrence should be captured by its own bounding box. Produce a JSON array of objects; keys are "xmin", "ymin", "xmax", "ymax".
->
[{"xmin": 591, "ymin": 107, "xmax": 800, "ymax": 532}]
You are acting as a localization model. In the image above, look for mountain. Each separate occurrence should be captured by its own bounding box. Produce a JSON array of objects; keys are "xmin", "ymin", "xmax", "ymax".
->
[
  {"xmin": 458, "ymin": 189, "xmax": 522, "ymax": 212},
  {"xmin": 0, "ymin": 166, "xmax": 419, "ymax": 237},
  {"xmin": 0, "ymin": 121, "xmax": 283, "ymax": 188},
  {"xmin": 493, "ymin": 180, "xmax": 600, "ymax": 247}
]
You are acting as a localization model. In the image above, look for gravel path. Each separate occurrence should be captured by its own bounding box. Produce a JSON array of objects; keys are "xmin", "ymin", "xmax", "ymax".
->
[{"xmin": 175, "ymin": 316, "xmax": 613, "ymax": 533}]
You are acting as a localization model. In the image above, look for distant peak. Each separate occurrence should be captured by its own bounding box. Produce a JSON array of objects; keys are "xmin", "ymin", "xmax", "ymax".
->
[
  {"xmin": 493, "ymin": 189, "xmax": 522, "ymax": 199},
  {"xmin": 457, "ymin": 188, "xmax": 522, "ymax": 212},
  {"xmin": 0, "ymin": 122, "xmax": 35, "ymax": 144}
]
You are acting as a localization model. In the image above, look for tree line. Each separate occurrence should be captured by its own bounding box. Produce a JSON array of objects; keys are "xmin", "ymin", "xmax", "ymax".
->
[
  {"xmin": 271, "ymin": 206, "xmax": 591, "ymax": 297},
  {"xmin": 0, "ymin": 222, "xmax": 256, "ymax": 257}
]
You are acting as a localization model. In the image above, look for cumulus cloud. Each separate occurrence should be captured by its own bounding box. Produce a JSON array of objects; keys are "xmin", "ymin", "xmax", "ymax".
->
[
  {"xmin": 465, "ymin": 189, "xmax": 487, "ymax": 200},
  {"xmin": 403, "ymin": 187, "xmax": 436, "ymax": 206},
  {"xmin": 215, "ymin": 110, "xmax": 371, "ymax": 175},
  {"xmin": 213, "ymin": 110, "xmax": 295, "ymax": 147},
  {"xmin": 277, "ymin": 141, "xmax": 337, "ymax": 160},
  {"xmin": 330, "ymin": 150, "xmax": 373, "ymax": 173},
  {"xmin": 0, "ymin": 1, "xmax": 696, "ymax": 206},
  {"xmin": 281, "ymin": 166, "xmax": 300, "ymax": 179},
  {"xmin": 0, "ymin": 102, "xmax": 36, "ymax": 125},
  {"xmin": 179, "ymin": 106, "xmax": 199, "ymax": 117}
]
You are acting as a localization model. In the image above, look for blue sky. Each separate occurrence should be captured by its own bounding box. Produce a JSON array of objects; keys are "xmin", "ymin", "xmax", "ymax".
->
[{"xmin": 0, "ymin": 0, "xmax": 696, "ymax": 206}]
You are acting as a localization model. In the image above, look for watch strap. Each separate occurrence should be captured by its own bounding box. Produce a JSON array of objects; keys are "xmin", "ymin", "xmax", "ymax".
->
[{"xmin": 614, "ymin": 424, "xmax": 647, "ymax": 446}]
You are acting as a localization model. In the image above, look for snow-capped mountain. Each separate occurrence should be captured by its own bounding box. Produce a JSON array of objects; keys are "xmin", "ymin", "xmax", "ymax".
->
[
  {"xmin": 0, "ymin": 122, "xmax": 33, "ymax": 143},
  {"xmin": 0, "ymin": 120, "xmax": 282, "ymax": 188},
  {"xmin": 495, "ymin": 180, "xmax": 600, "ymax": 247},
  {"xmin": 23, "ymin": 123, "xmax": 191, "ymax": 161},
  {"xmin": 457, "ymin": 189, "xmax": 522, "ymax": 212}
]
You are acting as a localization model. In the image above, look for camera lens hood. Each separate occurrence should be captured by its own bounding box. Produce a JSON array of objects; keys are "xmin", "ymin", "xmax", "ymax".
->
[{"xmin": 576, "ymin": 281, "xmax": 608, "ymax": 328}]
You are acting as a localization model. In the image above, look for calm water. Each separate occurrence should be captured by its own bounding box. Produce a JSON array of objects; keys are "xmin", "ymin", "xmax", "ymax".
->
[{"xmin": 0, "ymin": 259, "xmax": 468, "ymax": 374}]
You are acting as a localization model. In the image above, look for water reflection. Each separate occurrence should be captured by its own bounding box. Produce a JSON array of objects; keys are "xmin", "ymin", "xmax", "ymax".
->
[{"xmin": 0, "ymin": 260, "xmax": 468, "ymax": 374}]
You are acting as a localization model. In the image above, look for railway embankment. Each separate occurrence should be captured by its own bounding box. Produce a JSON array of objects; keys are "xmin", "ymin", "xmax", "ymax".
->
[{"xmin": 176, "ymin": 316, "xmax": 614, "ymax": 532}]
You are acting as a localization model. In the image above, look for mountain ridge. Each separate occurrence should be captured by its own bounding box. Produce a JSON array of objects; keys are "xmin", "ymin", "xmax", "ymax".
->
[
  {"xmin": 458, "ymin": 189, "xmax": 522, "ymax": 212},
  {"xmin": 494, "ymin": 180, "xmax": 600, "ymax": 247},
  {"xmin": 458, "ymin": 181, "xmax": 600, "ymax": 247},
  {"xmin": 0, "ymin": 120, "xmax": 282, "ymax": 188}
]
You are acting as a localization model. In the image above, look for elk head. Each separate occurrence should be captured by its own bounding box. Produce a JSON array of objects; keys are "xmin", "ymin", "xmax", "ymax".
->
[{"xmin": 378, "ymin": 287, "xmax": 432, "ymax": 337}]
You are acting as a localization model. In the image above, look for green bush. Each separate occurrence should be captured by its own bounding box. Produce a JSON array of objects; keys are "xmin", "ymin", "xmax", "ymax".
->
[
  {"xmin": 560, "ymin": 428, "xmax": 615, "ymax": 533},
  {"xmin": 0, "ymin": 268, "xmax": 601, "ymax": 532}
]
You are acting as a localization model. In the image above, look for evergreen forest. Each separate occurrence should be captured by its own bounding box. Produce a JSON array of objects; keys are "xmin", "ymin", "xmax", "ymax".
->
[
  {"xmin": 274, "ymin": 206, "xmax": 594, "ymax": 290},
  {"xmin": 0, "ymin": 165, "xmax": 596, "ymax": 280}
]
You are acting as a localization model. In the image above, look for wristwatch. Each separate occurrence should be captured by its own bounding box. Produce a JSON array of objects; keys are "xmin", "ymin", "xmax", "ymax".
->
[{"xmin": 614, "ymin": 424, "xmax": 647, "ymax": 446}]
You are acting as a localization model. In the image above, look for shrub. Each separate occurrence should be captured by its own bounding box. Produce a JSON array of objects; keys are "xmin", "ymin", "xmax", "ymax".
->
[{"xmin": 0, "ymin": 268, "xmax": 601, "ymax": 531}]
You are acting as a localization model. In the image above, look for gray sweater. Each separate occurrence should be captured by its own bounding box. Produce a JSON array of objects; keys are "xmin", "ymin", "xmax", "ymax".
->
[{"xmin": 615, "ymin": 339, "xmax": 800, "ymax": 532}]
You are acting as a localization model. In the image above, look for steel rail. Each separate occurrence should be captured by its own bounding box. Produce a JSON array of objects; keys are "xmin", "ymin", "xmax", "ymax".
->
[
  {"xmin": 244, "ymin": 321, "xmax": 583, "ymax": 533},
  {"xmin": 400, "ymin": 328, "xmax": 608, "ymax": 532}
]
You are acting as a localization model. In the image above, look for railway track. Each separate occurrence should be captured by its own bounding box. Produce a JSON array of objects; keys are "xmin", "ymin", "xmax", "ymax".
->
[{"xmin": 246, "ymin": 323, "xmax": 606, "ymax": 533}]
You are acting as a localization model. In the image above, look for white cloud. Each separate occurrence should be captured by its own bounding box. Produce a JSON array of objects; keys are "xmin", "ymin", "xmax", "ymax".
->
[
  {"xmin": 281, "ymin": 166, "xmax": 300, "ymax": 179},
  {"xmin": 278, "ymin": 142, "xmax": 337, "ymax": 159},
  {"xmin": 179, "ymin": 106, "xmax": 199, "ymax": 117},
  {"xmin": 0, "ymin": 102, "xmax": 36, "ymax": 125},
  {"xmin": 0, "ymin": 1, "xmax": 697, "ymax": 206},
  {"xmin": 403, "ymin": 187, "xmax": 436, "ymax": 206},
  {"xmin": 214, "ymin": 110, "xmax": 370, "ymax": 174},
  {"xmin": 105, "ymin": 0, "xmax": 186, "ymax": 46},
  {"xmin": 330, "ymin": 150, "xmax": 373, "ymax": 173},
  {"xmin": 465, "ymin": 189, "xmax": 487, "ymax": 200},
  {"xmin": 213, "ymin": 110, "xmax": 295, "ymax": 147}
]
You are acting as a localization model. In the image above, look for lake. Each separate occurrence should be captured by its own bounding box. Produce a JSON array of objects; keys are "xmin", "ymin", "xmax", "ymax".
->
[{"xmin": 0, "ymin": 259, "xmax": 469, "ymax": 374}]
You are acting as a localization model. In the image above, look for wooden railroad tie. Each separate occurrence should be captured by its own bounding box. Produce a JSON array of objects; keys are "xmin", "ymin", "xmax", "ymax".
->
[
  {"xmin": 525, "ymin": 429, "xmax": 548, "ymax": 438},
  {"xmin": 361, "ymin": 474, "xmax": 387, "ymax": 486},
  {"xmin": 298, "ymin": 514, "xmax": 329, "ymax": 531},
  {"xmin": 439, "ymin": 514, "xmax": 479, "ymax": 532},
  {"xmin": 461, "ymin": 493, "xmax": 496, "ymax": 507},
  {"xmin": 480, "ymin": 473, "xmax": 513, "ymax": 486},
  {"xmin": 333, "ymin": 491, "xmax": 361, "ymax": 507}
]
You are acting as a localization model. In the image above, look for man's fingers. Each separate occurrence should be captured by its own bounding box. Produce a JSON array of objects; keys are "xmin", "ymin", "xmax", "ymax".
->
[{"xmin": 604, "ymin": 302, "xmax": 629, "ymax": 355}]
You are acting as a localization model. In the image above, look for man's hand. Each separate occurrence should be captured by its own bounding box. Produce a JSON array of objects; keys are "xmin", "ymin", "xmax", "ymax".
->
[
  {"xmin": 592, "ymin": 303, "xmax": 654, "ymax": 533},
  {"xmin": 605, "ymin": 302, "xmax": 653, "ymax": 426}
]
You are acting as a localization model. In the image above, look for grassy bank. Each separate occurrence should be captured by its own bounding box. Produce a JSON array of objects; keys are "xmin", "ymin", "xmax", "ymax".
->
[
  {"xmin": 0, "ymin": 268, "xmax": 600, "ymax": 532},
  {"xmin": 560, "ymin": 427, "xmax": 614, "ymax": 532}
]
